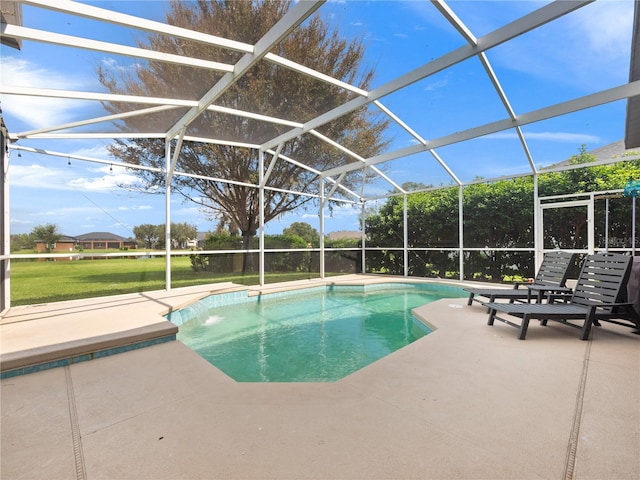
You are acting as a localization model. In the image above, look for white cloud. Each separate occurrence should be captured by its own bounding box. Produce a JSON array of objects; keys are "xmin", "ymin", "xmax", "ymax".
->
[
  {"xmin": 118, "ymin": 205, "xmax": 153, "ymax": 211},
  {"xmin": 9, "ymin": 162, "xmax": 141, "ymax": 192},
  {"xmin": 0, "ymin": 57, "xmax": 97, "ymax": 129},
  {"xmin": 488, "ymin": 131, "xmax": 601, "ymax": 143},
  {"xmin": 424, "ymin": 77, "xmax": 449, "ymax": 92},
  {"xmin": 69, "ymin": 144, "xmax": 113, "ymax": 161},
  {"xmin": 326, "ymin": 203, "xmax": 362, "ymax": 219},
  {"xmin": 68, "ymin": 174, "xmax": 131, "ymax": 192},
  {"xmin": 9, "ymin": 164, "xmax": 67, "ymax": 190},
  {"xmin": 99, "ymin": 56, "xmax": 142, "ymax": 78},
  {"xmin": 570, "ymin": 1, "xmax": 633, "ymax": 59},
  {"xmin": 491, "ymin": 1, "xmax": 633, "ymax": 88},
  {"xmin": 1, "ymin": 57, "xmax": 74, "ymax": 89},
  {"xmin": 38, "ymin": 205, "xmax": 109, "ymax": 218},
  {"xmin": 9, "ymin": 218, "xmax": 33, "ymax": 226}
]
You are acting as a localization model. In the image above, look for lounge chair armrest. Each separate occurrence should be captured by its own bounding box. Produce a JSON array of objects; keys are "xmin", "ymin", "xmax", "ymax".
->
[
  {"xmin": 547, "ymin": 293, "xmax": 573, "ymax": 304},
  {"xmin": 527, "ymin": 285, "xmax": 572, "ymax": 293},
  {"xmin": 579, "ymin": 301, "xmax": 637, "ymax": 314},
  {"xmin": 588, "ymin": 301, "xmax": 635, "ymax": 308}
]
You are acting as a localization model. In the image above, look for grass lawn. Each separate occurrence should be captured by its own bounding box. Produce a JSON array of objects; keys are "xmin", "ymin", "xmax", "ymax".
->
[{"xmin": 10, "ymin": 256, "xmax": 319, "ymax": 306}]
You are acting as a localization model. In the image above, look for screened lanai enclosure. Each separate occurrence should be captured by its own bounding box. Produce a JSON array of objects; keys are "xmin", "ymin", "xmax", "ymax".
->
[{"xmin": 1, "ymin": 0, "xmax": 640, "ymax": 310}]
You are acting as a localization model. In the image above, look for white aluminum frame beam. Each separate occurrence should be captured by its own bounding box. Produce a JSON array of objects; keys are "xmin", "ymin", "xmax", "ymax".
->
[
  {"xmin": 9, "ymin": 145, "xmax": 164, "ymax": 173},
  {"xmin": 261, "ymin": 143, "xmax": 285, "ymax": 188},
  {"xmin": 322, "ymin": 172, "xmax": 346, "ymax": 209},
  {"xmin": 8, "ymin": 144, "xmax": 336, "ymax": 203},
  {"xmin": 20, "ymin": 0, "xmax": 254, "ymax": 53},
  {"xmin": 0, "ymin": 24, "xmax": 234, "ymax": 72},
  {"xmin": 3, "ymin": 0, "xmax": 635, "ymax": 231},
  {"xmin": 21, "ymin": 0, "xmax": 366, "ymax": 96},
  {"xmin": 308, "ymin": 129, "xmax": 403, "ymax": 193},
  {"xmin": 166, "ymin": 127, "xmax": 186, "ymax": 184},
  {"xmin": 1, "ymin": 85, "xmax": 194, "ymax": 107},
  {"xmin": 2, "ymin": 87, "xmax": 303, "ymax": 139},
  {"xmin": 9, "ymin": 0, "xmax": 432, "ymax": 191},
  {"xmin": 165, "ymin": 0, "xmax": 324, "ymax": 141},
  {"xmin": 323, "ymin": 80, "xmax": 640, "ymax": 178},
  {"xmin": 261, "ymin": 0, "xmax": 592, "ymax": 152},
  {"xmin": 164, "ymin": 140, "xmax": 172, "ymax": 289},
  {"xmin": 373, "ymin": 100, "xmax": 462, "ymax": 186},
  {"xmin": 432, "ymin": 0, "xmax": 537, "ymax": 174},
  {"xmin": 18, "ymin": 105, "xmax": 179, "ymax": 137},
  {"xmin": 265, "ymin": 150, "xmax": 361, "ymax": 202}
]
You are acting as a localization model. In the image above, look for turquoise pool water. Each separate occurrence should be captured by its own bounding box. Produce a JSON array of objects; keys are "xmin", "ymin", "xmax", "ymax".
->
[{"xmin": 170, "ymin": 283, "xmax": 465, "ymax": 382}]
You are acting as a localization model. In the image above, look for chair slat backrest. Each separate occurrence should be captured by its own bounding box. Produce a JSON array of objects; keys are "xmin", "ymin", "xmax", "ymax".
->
[
  {"xmin": 570, "ymin": 253, "xmax": 633, "ymax": 310},
  {"xmin": 533, "ymin": 251, "xmax": 576, "ymax": 287}
]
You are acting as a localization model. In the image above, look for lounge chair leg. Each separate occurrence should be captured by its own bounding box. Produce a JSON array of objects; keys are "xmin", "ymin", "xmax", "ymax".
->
[
  {"xmin": 487, "ymin": 309, "xmax": 496, "ymax": 326},
  {"xmin": 518, "ymin": 316, "xmax": 530, "ymax": 340},
  {"xmin": 581, "ymin": 310, "xmax": 596, "ymax": 340},
  {"xmin": 580, "ymin": 322, "xmax": 592, "ymax": 340},
  {"xmin": 467, "ymin": 293, "xmax": 474, "ymax": 306},
  {"xmin": 486, "ymin": 295, "xmax": 497, "ymax": 313}
]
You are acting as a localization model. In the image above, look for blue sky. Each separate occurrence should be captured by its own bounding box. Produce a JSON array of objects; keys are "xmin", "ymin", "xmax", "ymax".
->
[{"xmin": 1, "ymin": 0, "xmax": 635, "ymax": 238}]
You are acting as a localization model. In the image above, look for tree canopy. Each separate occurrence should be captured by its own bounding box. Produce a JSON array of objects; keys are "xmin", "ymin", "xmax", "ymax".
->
[
  {"xmin": 283, "ymin": 221, "xmax": 320, "ymax": 246},
  {"xmin": 134, "ymin": 222, "xmax": 198, "ymax": 249},
  {"xmin": 30, "ymin": 224, "xmax": 62, "ymax": 253},
  {"xmin": 98, "ymin": 0, "xmax": 389, "ymax": 259}
]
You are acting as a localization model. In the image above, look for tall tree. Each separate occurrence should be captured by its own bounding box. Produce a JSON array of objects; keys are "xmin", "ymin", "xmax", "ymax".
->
[
  {"xmin": 169, "ymin": 222, "xmax": 198, "ymax": 249},
  {"xmin": 98, "ymin": 0, "xmax": 389, "ymax": 270},
  {"xmin": 134, "ymin": 224, "xmax": 162, "ymax": 249},
  {"xmin": 10, "ymin": 233, "xmax": 33, "ymax": 252},
  {"xmin": 283, "ymin": 222, "xmax": 320, "ymax": 246},
  {"xmin": 31, "ymin": 224, "xmax": 61, "ymax": 253}
]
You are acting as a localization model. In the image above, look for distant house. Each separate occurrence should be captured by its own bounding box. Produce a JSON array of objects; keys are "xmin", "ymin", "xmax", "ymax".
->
[
  {"xmin": 35, "ymin": 235, "xmax": 77, "ymax": 253},
  {"xmin": 195, "ymin": 232, "xmax": 209, "ymax": 249},
  {"xmin": 326, "ymin": 230, "xmax": 361, "ymax": 241},
  {"xmin": 75, "ymin": 232, "xmax": 136, "ymax": 250},
  {"xmin": 545, "ymin": 140, "xmax": 634, "ymax": 169}
]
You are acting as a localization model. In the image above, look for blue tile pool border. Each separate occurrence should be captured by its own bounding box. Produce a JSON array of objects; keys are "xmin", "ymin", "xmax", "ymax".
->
[{"xmin": 0, "ymin": 334, "xmax": 176, "ymax": 379}]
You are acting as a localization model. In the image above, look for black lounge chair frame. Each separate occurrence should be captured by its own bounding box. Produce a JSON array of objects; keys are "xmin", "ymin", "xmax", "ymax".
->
[
  {"xmin": 464, "ymin": 251, "xmax": 576, "ymax": 306},
  {"xmin": 484, "ymin": 253, "xmax": 639, "ymax": 340}
]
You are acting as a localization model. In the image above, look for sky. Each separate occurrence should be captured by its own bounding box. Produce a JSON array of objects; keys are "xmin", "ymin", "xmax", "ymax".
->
[{"xmin": 1, "ymin": 0, "xmax": 636, "ymax": 239}]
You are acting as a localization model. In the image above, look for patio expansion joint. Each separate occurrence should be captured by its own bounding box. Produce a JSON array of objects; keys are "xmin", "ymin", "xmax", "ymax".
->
[
  {"xmin": 65, "ymin": 366, "xmax": 87, "ymax": 480},
  {"xmin": 563, "ymin": 339, "xmax": 592, "ymax": 480}
]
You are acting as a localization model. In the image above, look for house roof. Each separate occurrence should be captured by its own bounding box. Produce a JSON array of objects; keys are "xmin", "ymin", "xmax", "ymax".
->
[
  {"xmin": 588, "ymin": 140, "xmax": 631, "ymax": 162},
  {"xmin": 75, "ymin": 232, "xmax": 130, "ymax": 242},
  {"xmin": 34, "ymin": 235, "xmax": 76, "ymax": 243},
  {"xmin": 327, "ymin": 231, "xmax": 362, "ymax": 241},
  {"xmin": 57, "ymin": 235, "xmax": 77, "ymax": 243}
]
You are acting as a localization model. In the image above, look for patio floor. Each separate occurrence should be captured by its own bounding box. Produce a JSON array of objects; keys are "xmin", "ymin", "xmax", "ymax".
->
[{"xmin": 1, "ymin": 275, "xmax": 638, "ymax": 479}]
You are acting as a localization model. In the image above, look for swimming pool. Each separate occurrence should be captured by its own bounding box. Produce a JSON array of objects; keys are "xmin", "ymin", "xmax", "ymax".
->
[{"xmin": 168, "ymin": 283, "xmax": 465, "ymax": 382}]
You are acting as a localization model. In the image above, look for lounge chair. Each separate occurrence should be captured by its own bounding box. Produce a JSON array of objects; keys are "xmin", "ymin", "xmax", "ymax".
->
[
  {"xmin": 464, "ymin": 251, "xmax": 576, "ymax": 306},
  {"xmin": 483, "ymin": 253, "xmax": 639, "ymax": 340}
]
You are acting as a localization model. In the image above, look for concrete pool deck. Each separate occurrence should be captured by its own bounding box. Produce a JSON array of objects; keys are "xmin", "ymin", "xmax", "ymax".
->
[{"xmin": 1, "ymin": 275, "xmax": 638, "ymax": 479}]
